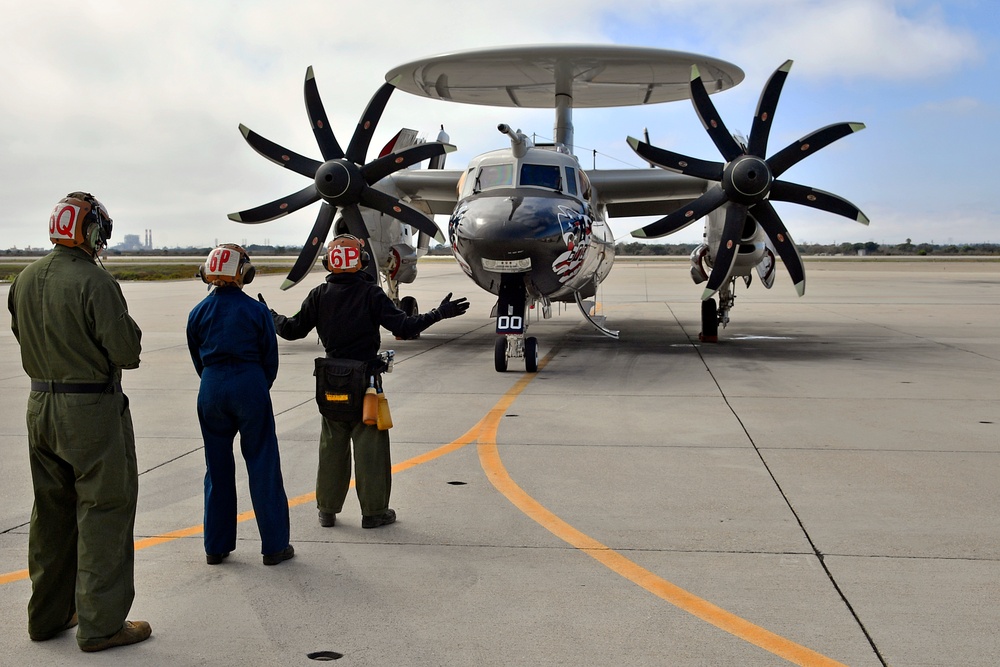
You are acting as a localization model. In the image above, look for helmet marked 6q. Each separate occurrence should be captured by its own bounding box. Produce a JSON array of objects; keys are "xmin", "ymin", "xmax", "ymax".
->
[
  {"xmin": 199, "ymin": 243, "xmax": 255, "ymax": 287},
  {"xmin": 49, "ymin": 192, "xmax": 112, "ymax": 252}
]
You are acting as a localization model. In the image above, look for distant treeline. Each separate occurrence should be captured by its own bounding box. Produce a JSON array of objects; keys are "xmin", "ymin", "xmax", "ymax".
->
[
  {"xmin": 612, "ymin": 241, "xmax": 1000, "ymax": 256},
  {"xmin": 4, "ymin": 241, "xmax": 999, "ymax": 258}
]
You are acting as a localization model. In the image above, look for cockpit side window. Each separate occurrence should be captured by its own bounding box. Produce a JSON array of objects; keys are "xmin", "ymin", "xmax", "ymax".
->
[
  {"xmin": 579, "ymin": 169, "xmax": 592, "ymax": 201},
  {"xmin": 565, "ymin": 166, "xmax": 578, "ymax": 197},
  {"xmin": 475, "ymin": 164, "xmax": 514, "ymax": 192},
  {"xmin": 520, "ymin": 164, "xmax": 562, "ymax": 191},
  {"xmin": 458, "ymin": 168, "xmax": 473, "ymax": 198}
]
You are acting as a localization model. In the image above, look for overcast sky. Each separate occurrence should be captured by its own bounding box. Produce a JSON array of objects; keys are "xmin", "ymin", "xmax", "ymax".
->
[{"xmin": 1, "ymin": 0, "xmax": 994, "ymax": 249}]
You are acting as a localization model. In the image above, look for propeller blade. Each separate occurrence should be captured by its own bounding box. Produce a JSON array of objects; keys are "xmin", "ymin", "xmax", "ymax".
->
[
  {"xmin": 281, "ymin": 203, "xmax": 335, "ymax": 290},
  {"xmin": 228, "ymin": 184, "xmax": 319, "ymax": 224},
  {"xmin": 769, "ymin": 181, "xmax": 870, "ymax": 225},
  {"xmin": 304, "ymin": 66, "xmax": 344, "ymax": 161},
  {"xmin": 702, "ymin": 204, "xmax": 747, "ymax": 300},
  {"xmin": 748, "ymin": 60, "xmax": 792, "ymax": 157},
  {"xmin": 362, "ymin": 142, "xmax": 456, "ymax": 184},
  {"xmin": 689, "ymin": 65, "xmax": 743, "ymax": 162},
  {"xmin": 344, "ymin": 81, "xmax": 396, "ymax": 165},
  {"xmin": 359, "ymin": 187, "xmax": 445, "ymax": 243},
  {"xmin": 626, "ymin": 137, "xmax": 723, "ymax": 181},
  {"xmin": 339, "ymin": 203, "xmax": 369, "ymax": 241},
  {"xmin": 632, "ymin": 185, "xmax": 728, "ymax": 239},
  {"xmin": 238, "ymin": 124, "xmax": 321, "ymax": 178},
  {"xmin": 750, "ymin": 201, "xmax": 806, "ymax": 296},
  {"xmin": 767, "ymin": 122, "xmax": 866, "ymax": 178}
]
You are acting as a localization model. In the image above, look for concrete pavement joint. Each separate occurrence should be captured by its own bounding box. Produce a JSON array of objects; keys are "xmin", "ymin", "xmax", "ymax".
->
[{"xmin": 689, "ymin": 335, "xmax": 888, "ymax": 666}]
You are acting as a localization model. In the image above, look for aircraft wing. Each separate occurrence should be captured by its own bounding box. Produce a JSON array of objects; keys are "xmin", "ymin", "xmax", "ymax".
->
[
  {"xmin": 586, "ymin": 169, "xmax": 707, "ymax": 218},
  {"xmin": 390, "ymin": 169, "xmax": 464, "ymax": 216}
]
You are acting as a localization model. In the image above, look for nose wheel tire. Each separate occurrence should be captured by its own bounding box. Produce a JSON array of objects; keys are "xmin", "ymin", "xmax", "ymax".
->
[
  {"xmin": 524, "ymin": 336, "xmax": 538, "ymax": 373},
  {"xmin": 494, "ymin": 337, "xmax": 508, "ymax": 372}
]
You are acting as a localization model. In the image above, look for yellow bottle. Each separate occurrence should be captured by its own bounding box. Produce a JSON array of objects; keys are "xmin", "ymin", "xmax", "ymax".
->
[
  {"xmin": 362, "ymin": 376, "xmax": 378, "ymax": 425},
  {"xmin": 376, "ymin": 389, "xmax": 392, "ymax": 430}
]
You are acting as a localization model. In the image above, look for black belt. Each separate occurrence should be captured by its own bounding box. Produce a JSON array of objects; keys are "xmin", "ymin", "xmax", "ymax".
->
[{"xmin": 30, "ymin": 380, "xmax": 121, "ymax": 394}]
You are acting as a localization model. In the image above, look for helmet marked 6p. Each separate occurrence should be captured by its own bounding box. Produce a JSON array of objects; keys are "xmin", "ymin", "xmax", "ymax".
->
[
  {"xmin": 199, "ymin": 243, "xmax": 255, "ymax": 288},
  {"xmin": 323, "ymin": 234, "xmax": 369, "ymax": 274}
]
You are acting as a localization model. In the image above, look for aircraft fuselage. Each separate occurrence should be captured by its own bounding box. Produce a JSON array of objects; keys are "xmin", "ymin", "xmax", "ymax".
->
[{"xmin": 448, "ymin": 144, "xmax": 614, "ymax": 305}]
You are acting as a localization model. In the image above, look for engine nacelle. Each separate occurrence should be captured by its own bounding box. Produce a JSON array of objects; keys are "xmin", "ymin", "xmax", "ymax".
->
[{"xmin": 387, "ymin": 243, "xmax": 419, "ymax": 284}]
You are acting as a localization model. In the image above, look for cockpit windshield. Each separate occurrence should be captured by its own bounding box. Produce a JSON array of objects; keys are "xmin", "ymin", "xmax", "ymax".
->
[
  {"xmin": 475, "ymin": 164, "xmax": 514, "ymax": 192},
  {"xmin": 520, "ymin": 164, "xmax": 561, "ymax": 190}
]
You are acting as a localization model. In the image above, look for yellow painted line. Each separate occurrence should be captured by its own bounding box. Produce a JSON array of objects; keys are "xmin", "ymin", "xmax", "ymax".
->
[
  {"xmin": 473, "ymin": 351, "xmax": 847, "ymax": 667},
  {"xmin": 2, "ymin": 345, "xmax": 845, "ymax": 665}
]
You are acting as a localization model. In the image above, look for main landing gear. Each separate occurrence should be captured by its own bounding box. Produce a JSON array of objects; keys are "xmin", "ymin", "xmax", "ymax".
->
[
  {"xmin": 699, "ymin": 281, "xmax": 735, "ymax": 343},
  {"xmin": 495, "ymin": 334, "xmax": 538, "ymax": 373}
]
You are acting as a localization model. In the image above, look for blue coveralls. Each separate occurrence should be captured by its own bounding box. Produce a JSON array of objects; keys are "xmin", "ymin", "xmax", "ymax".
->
[{"xmin": 186, "ymin": 286, "xmax": 289, "ymax": 556}]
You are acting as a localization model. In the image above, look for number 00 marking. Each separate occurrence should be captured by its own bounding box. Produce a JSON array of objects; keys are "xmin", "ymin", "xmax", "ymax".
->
[{"xmin": 497, "ymin": 316, "xmax": 523, "ymax": 332}]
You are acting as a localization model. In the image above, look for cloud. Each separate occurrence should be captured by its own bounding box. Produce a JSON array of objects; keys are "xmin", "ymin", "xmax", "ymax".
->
[{"xmin": 597, "ymin": 0, "xmax": 982, "ymax": 82}]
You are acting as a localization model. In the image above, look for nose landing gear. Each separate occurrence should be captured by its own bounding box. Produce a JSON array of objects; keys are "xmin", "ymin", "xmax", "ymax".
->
[{"xmin": 495, "ymin": 334, "xmax": 538, "ymax": 373}]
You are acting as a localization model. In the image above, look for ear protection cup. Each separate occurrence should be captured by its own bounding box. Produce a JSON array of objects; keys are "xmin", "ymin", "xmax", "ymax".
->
[
  {"xmin": 87, "ymin": 223, "xmax": 103, "ymax": 250},
  {"xmin": 242, "ymin": 263, "xmax": 256, "ymax": 285}
]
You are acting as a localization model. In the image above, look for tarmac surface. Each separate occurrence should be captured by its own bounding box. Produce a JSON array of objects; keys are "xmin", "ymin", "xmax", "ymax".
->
[{"xmin": 1, "ymin": 257, "xmax": 997, "ymax": 666}]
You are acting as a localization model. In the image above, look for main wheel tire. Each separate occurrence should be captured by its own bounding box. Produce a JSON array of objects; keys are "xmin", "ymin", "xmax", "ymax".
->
[
  {"xmin": 524, "ymin": 337, "xmax": 538, "ymax": 373},
  {"xmin": 400, "ymin": 296, "xmax": 418, "ymax": 316},
  {"xmin": 700, "ymin": 298, "xmax": 719, "ymax": 342},
  {"xmin": 494, "ymin": 337, "xmax": 508, "ymax": 372},
  {"xmin": 398, "ymin": 296, "xmax": 420, "ymax": 339}
]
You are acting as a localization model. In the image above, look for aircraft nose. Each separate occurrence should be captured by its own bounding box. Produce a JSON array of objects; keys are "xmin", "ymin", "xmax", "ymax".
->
[{"xmin": 453, "ymin": 195, "xmax": 567, "ymax": 249}]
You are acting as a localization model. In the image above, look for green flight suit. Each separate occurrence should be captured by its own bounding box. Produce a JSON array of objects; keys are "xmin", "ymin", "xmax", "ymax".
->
[{"xmin": 8, "ymin": 244, "xmax": 142, "ymax": 645}]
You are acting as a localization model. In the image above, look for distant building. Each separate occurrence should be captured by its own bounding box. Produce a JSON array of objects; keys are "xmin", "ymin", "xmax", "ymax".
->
[{"xmin": 112, "ymin": 229, "xmax": 154, "ymax": 252}]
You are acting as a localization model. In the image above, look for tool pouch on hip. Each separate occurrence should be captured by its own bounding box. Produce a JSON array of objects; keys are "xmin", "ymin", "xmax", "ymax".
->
[{"xmin": 314, "ymin": 357, "xmax": 367, "ymax": 422}]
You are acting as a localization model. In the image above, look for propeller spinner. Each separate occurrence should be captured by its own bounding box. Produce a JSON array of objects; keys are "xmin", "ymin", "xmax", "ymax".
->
[
  {"xmin": 229, "ymin": 67, "xmax": 454, "ymax": 289},
  {"xmin": 628, "ymin": 60, "xmax": 868, "ymax": 300}
]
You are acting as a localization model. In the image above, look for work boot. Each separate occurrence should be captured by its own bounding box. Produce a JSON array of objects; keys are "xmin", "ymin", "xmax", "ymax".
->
[
  {"xmin": 318, "ymin": 511, "xmax": 336, "ymax": 527},
  {"xmin": 362, "ymin": 508, "xmax": 396, "ymax": 529},
  {"xmin": 262, "ymin": 544, "xmax": 295, "ymax": 566},
  {"xmin": 29, "ymin": 612, "xmax": 78, "ymax": 641},
  {"xmin": 78, "ymin": 620, "xmax": 152, "ymax": 652},
  {"xmin": 206, "ymin": 551, "xmax": 230, "ymax": 565}
]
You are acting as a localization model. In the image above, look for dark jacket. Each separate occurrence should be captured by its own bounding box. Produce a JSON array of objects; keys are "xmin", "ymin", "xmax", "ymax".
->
[
  {"xmin": 186, "ymin": 286, "xmax": 279, "ymax": 386},
  {"xmin": 272, "ymin": 272, "xmax": 441, "ymax": 362}
]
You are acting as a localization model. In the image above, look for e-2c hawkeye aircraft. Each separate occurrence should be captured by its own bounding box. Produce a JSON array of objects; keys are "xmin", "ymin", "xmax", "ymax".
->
[{"xmin": 229, "ymin": 45, "xmax": 867, "ymax": 372}]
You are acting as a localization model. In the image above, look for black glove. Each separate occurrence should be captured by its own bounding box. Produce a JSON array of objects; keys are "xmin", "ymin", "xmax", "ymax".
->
[
  {"xmin": 436, "ymin": 292, "xmax": 469, "ymax": 319},
  {"xmin": 257, "ymin": 293, "xmax": 268, "ymax": 307}
]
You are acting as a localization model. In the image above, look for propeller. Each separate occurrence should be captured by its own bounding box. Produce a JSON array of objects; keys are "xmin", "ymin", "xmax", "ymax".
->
[
  {"xmin": 230, "ymin": 66, "xmax": 455, "ymax": 289},
  {"xmin": 627, "ymin": 60, "xmax": 868, "ymax": 300}
]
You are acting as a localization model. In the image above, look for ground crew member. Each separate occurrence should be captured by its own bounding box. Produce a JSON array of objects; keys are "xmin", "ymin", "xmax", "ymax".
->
[
  {"xmin": 7, "ymin": 192, "xmax": 151, "ymax": 652},
  {"xmin": 265, "ymin": 234, "xmax": 469, "ymax": 528},
  {"xmin": 186, "ymin": 244, "xmax": 293, "ymax": 566}
]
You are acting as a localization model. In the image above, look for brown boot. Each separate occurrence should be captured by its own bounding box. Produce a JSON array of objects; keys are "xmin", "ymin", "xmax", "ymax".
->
[{"xmin": 78, "ymin": 620, "xmax": 152, "ymax": 652}]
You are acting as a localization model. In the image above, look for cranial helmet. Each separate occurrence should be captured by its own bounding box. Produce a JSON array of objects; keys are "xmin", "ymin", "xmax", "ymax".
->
[
  {"xmin": 49, "ymin": 192, "xmax": 113, "ymax": 253},
  {"xmin": 322, "ymin": 234, "xmax": 369, "ymax": 274},
  {"xmin": 198, "ymin": 243, "xmax": 255, "ymax": 288}
]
